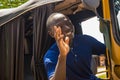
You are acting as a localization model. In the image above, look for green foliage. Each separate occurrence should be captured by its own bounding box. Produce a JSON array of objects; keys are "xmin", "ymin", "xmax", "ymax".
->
[
  {"xmin": 0, "ymin": 0, "xmax": 28, "ymax": 9},
  {"xmin": 97, "ymin": 73, "xmax": 107, "ymax": 79}
]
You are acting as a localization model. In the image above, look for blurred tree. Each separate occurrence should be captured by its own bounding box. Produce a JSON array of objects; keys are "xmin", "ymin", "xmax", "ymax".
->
[{"xmin": 0, "ymin": 0, "xmax": 28, "ymax": 9}]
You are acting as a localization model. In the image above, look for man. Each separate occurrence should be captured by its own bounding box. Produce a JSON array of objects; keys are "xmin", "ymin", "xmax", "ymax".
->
[{"xmin": 44, "ymin": 13, "xmax": 106, "ymax": 80}]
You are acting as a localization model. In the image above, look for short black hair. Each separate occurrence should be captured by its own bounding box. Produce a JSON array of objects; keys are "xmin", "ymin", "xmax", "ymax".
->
[{"xmin": 46, "ymin": 13, "xmax": 75, "ymax": 36}]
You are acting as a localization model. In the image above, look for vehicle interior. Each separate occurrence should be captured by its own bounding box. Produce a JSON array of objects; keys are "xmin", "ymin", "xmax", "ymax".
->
[{"xmin": 0, "ymin": 0, "xmax": 120, "ymax": 80}]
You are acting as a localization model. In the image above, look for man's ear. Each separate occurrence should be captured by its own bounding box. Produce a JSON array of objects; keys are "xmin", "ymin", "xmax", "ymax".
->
[{"xmin": 48, "ymin": 31, "xmax": 54, "ymax": 38}]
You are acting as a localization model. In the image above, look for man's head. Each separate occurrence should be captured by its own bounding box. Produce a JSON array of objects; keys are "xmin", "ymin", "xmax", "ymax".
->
[{"xmin": 46, "ymin": 13, "xmax": 75, "ymax": 40}]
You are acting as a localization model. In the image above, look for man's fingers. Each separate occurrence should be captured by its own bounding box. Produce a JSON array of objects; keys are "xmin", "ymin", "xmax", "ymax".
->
[
  {"xmin": 58, "ymin": 26, "xmax": 62, "ymax": 35},
  {"xmin": 54, "ymin": 26, "xmax": 58, "ymax": 39},
  {"xmin": 53, "ymin": 26, "xmax": 69, "ymax": 47},
  {"xmin": 65, "ymin": 37, "xmax": 69, "ymax": 45},
  {"xmin": 56, "ymin": 35, "xmax": 64, "ymax": 48},
  {"xmin": 54, "ymin": 26, "xmax": 63, "ymax": 41},
  {"xmin": 53, "ymin": 26, "xmax": 57, "ymax": 31},
  {"xmin": 57, "ymin": 35, "xmax": 64, "ymax": 43}
]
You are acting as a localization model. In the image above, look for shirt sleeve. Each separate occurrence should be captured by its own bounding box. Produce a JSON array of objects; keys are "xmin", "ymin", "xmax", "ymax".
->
[
  {"xmin": 43, "ymin": 43, "xmax": 59, "ymax": 79},
  {"xmin": 85, "ymin": 35, "xmax": 106, "ymax": 55}
]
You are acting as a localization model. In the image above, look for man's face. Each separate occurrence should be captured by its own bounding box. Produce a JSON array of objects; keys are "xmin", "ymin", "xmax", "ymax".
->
[{"xmin": 55, "ymin": 18, "xmax": 75, "ymax": 40}]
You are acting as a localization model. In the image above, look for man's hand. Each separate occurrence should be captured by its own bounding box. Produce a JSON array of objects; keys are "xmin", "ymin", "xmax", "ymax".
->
[{"xmin": 54, "ymin": 26, "xmax": 70, "ymax": 57}]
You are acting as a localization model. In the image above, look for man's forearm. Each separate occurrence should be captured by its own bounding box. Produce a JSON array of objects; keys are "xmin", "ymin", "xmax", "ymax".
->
[{"xmin": 50, "ymin": 55, "xmax": 67, "ymax": 80}]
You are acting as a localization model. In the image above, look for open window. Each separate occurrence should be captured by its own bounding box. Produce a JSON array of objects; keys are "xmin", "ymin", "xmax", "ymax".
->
[{"xmin": 81, "ymin": 17, "xmax": 107, "ymax": 79}]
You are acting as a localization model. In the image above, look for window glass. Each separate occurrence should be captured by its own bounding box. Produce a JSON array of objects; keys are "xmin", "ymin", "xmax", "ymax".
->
[
  {"xmin": 114, "ymin": 0, "xmax": 120, "ymax": 32},
  {"xmin": 117, "ymin": 11, "xmax": 120, "ymax": 30}
]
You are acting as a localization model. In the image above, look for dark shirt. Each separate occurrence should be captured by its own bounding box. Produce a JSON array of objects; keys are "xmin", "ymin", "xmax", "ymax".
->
[{"xmin": 44, "ymin": 34, "xmax": 106, "ymax": 80}]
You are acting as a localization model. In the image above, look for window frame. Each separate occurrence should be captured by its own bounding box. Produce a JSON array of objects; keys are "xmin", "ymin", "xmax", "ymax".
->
[{"xmin": 109, "ymin": 0, "xmax": 120, "ymax": 45}]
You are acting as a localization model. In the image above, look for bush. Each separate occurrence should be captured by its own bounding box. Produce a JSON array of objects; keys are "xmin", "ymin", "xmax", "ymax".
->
[{"xmin": 0, "ymin": 0, "xmax": 28, "ymax": 9}]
